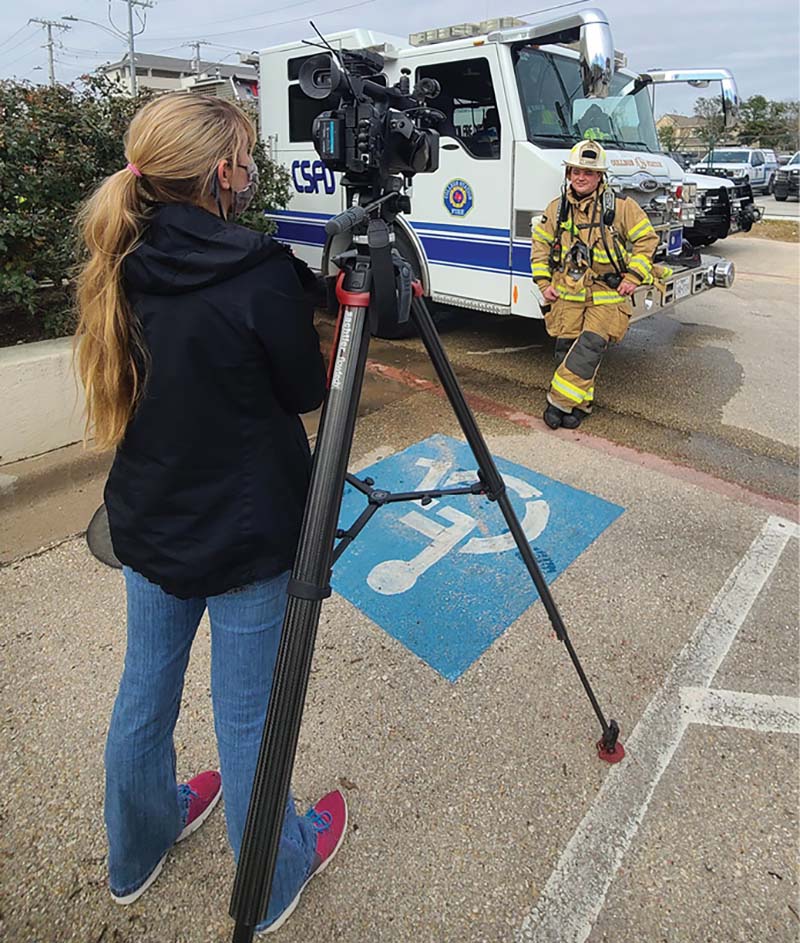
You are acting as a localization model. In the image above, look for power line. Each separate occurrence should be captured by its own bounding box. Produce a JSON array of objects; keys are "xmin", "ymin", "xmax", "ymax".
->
[
  {"xmin": 0, "ymin": 22, "xmax": 34, "ymax": 51},
  {"xmin": 142, "ymin": 0, "xmax": 377, "ymax": 42},
  {"xmin": 4, "ymin": 37, "xmax": 48, "ymax": 71},
  {"xmin": 159, "ymin": 0, "xmax": 323, "ymax": 32},
  {"xmin": 1, "ymin": 27, "xmax": 42, "ymax": 60}
]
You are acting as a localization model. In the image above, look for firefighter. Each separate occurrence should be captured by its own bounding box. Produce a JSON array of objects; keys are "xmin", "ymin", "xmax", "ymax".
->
[{"xmin": 531, "ymin": 140, "xmax": 664, "ymax": 429}]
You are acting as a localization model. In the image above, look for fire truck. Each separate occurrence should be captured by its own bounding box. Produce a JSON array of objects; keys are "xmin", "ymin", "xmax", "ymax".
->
[{"xmin": 258, "ymin": 8, "xmax": 737, "ymax": 334}]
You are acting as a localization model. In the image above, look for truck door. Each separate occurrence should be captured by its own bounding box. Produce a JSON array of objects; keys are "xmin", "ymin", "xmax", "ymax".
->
[
  {"xmin": 750, "ymin": 150, "xmax": 766, "ymax": 189},
  {"xmin": 408, "ymin": 47, "xmax": 513, "ymax": 309}
]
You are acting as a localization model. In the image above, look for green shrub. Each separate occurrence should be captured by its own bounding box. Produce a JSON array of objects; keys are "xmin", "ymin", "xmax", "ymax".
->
[{"xmin": 0, "ymin": 77, "xmax": 290, "ymax": 343}]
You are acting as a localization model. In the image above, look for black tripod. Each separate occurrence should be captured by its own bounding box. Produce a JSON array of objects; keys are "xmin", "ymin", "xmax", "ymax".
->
[{"xmin": 228, "ymin": 195, "xmax": 624, "ymax": 942}]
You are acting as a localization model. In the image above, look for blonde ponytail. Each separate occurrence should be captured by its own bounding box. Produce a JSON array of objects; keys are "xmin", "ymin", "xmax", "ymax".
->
[
  {"xmin": 75, "ymin": 168, "xmax": 148, "ymax": 450},
  {"xmin": 74, "ymin": 94, "xmax": 256, "ymax": 450}
]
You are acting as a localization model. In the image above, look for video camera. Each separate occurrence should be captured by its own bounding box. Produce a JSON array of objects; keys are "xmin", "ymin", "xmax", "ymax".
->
[{"xmin": 298, "ymin": 47, "xmax": 442, "ymax": 184}]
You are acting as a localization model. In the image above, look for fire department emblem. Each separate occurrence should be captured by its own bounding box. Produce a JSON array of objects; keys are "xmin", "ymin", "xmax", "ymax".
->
[{"xmin": 443, "ymin": 179, "xmax": 474, "ymax": 217}]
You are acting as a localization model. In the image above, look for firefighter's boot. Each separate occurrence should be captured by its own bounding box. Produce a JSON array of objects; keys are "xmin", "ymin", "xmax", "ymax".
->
[
  {"xmin": 544, "ymin": 403, "xmax": 582, "ymax": 430},
  {"xmin": 543, "ymin": 404, "xmax": 564, "ymax": 429}
]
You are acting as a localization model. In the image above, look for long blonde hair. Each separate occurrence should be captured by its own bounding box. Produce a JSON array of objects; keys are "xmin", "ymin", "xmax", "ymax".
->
[{"xmin": 75, "ymin": 94, "xmax": 256, "ymax": 450}]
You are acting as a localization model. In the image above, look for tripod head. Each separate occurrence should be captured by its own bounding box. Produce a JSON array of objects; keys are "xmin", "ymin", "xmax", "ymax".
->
[{"xmin": 324, "ymin": 188, "xmax": 415, "ymax": 336}]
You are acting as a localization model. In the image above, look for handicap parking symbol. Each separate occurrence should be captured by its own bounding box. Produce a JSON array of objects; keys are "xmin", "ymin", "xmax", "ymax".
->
[{"xmin": 332, "ymin": 434, "xmax": 623, "ymax": 681}]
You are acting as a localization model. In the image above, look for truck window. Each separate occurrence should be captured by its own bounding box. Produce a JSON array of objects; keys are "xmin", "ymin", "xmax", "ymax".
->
[
  {"xmin": 512, "ymin": 45, "xmax": 659, "ymax": 153},
  {"xmin": 415, "ymin": 57, "xmax": 501, "ymax": 160}
]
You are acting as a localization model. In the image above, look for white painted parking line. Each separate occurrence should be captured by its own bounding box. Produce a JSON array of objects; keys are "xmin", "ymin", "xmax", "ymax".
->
[
  {"xmin": 680, "ymin": 686, "xmax": 800, "ymax": 735},
  {"xmin": 516, "ymin": 515, "xmax": 798, "ymax": 943}
]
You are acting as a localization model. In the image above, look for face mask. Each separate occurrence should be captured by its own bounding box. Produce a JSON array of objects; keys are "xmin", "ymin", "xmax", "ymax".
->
[
  {"xmin": 210, "ymin": 159, "xmax": 259, "ymax": 220},
  {"xmin": 231, "ymin": 160, "xmax": 259, "ymax": 219}
]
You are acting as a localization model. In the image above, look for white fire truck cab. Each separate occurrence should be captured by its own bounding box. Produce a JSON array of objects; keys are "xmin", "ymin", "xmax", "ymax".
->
[{"xmin": 258, "ymin": 8, "xmax": 737, "ymax": 329}]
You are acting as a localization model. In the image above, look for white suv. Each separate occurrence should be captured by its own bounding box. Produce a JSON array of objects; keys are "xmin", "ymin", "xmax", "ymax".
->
[{"xmin": 690, "ymin": 147, "xmax": 774, "ymax": 194}]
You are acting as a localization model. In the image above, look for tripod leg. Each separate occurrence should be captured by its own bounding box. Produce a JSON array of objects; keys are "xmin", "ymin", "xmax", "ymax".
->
[
  {"xmin": 229, "ymin": 303, "xmax": 372, "ymax": 940},
  {"xmin": 410, "ymin": 295, "xmax": 623, "ymax": 761}
]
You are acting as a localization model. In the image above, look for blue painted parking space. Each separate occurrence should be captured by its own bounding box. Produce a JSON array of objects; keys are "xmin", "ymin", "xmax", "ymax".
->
[{"xmin": 332, "ymin": 434, "xmax": 624, "ymax": 681}]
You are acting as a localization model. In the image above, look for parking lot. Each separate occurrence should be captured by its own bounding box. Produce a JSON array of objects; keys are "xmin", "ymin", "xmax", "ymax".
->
[
  {"xmin": 1, "ymin": 233, "xmax": 798, "ymax": 943},
  {"xmin": 757, "ymin": 193, "xmax": 800, "ymax": 219}
]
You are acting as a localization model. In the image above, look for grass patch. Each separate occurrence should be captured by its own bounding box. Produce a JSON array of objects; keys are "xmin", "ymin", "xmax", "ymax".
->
[{"xmin": 733, "ymin": 219, "xmax": 799, "ymax": 243}]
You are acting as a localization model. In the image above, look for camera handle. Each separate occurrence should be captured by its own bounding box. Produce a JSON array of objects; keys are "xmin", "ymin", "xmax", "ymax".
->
[{"xmin": 228, "ymin": 220, "xmax": 624, "ymax": 943}]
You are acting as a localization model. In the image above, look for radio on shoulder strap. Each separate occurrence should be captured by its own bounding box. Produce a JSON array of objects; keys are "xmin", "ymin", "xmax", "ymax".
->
[{"xmin": 601, "ymin": 188, "xmax": 616, "ymax": 226}]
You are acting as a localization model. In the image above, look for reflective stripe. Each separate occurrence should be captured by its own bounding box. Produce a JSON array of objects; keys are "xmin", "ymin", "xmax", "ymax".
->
[
  {"xmin": 593, "ymin": 247, "xmax": 627, "ymax": 265},
  {"xmin": 592, "ymin": 289, "xmax": 625, "ymax": 305},
  {"xmin": 551, "ymin": 372, "xmax": 587, "ymax": 403},
  {"xmin": 660, "ymin": 265, "xmax": 674, "ymax": 278},
  {"xmin": 555, "ymin": 285, "xmax": 586, "ymax": 301},
  {"xmin": 585, "ymin": 386, "xmax": 595, "ymax": 402},
  {"xmin": 629, "ymin": 254, "xmax": 652, "ymax": 276},
  {"xmin": 628, "ymin": 218, "xmax": 655, "ymax": 241},
  {"xmin": 560, "ymin": 219, "xmax": 580, "ymax": 236},
  {"xmin": 533, "ymin": 225, "xmax": 554, "ymax": 244},
  {"xmin": 531, "ymin": 263, "xmax": 551, "ymax": 278}
]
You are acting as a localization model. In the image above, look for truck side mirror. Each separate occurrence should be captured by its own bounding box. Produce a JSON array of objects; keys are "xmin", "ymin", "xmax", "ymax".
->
[{"xmin": 720, "ymin": 76, "xmax": 739, "ymax": 129}]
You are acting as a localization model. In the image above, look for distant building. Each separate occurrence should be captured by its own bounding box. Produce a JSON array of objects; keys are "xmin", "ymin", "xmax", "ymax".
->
[
  {"xmin": 180, "ymin": 71, "xmax": 259, "ymax": 109},
  {"xmin": 656, "ymin": 113, "xmax": 708, "ymax": 153},
  {"xmin": 97, "ymin": 52, "xmax": 257, "ymax": 97}
]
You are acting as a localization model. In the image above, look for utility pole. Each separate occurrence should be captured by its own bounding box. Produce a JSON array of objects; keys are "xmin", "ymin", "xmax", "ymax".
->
[
  {"xmin": 121, "ymin": 0, "xmax": 154, "ymax": 96},
  {"xmin": 183, "ymin": 40, "xmax": 211, "ymax": 80},
  {"xmin": 28, "ymin": 18, "xmax": 70, "ymax": 86}
]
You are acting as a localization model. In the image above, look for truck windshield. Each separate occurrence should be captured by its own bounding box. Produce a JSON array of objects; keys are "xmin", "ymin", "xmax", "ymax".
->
[
  {"xmin": 512, "ymin": 45, "xmax": 659, "ymax": 153},
  {"xmin": 698, "ymin": 151, "xmax": 748, "ymax": 163}
]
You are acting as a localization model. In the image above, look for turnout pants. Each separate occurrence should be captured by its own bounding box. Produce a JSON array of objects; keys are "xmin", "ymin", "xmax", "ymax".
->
[{"xmin": 544, "ymin": 299, "xmax": 631, "ymax": 414}]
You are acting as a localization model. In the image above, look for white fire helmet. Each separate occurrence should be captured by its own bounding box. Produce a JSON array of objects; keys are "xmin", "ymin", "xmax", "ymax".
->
[{"xmin": 563, "ymin": 140, "xmax": 608, "ymax": 173}]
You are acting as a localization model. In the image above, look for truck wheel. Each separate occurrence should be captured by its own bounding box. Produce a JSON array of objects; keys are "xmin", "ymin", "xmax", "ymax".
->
[
  {"xmin": 688, "ymin": 234, "xmax": 716, "ymax": 247},
  {"xmin": 775, "ymin": 193, "xmax": 788, "ymax": 202}
]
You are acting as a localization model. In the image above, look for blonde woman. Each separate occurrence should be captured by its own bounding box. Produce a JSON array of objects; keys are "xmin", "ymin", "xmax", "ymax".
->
[{"xmin": 75, "ymin": 94, "xmax": 346, "ymax": 935}]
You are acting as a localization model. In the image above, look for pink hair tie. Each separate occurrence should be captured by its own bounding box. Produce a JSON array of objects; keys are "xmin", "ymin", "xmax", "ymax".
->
[{"xmin": 126, "ymin": 162, "xmax": 142, "ymax": 178}]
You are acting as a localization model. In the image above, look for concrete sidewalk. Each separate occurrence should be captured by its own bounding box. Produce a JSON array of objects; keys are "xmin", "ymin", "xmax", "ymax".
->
[{"xmin": 1, "ymin": 392, "xmax": 798, "ymax": 943}]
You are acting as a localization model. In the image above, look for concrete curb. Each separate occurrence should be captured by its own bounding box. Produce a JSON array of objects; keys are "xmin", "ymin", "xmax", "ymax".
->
[{"xmin": 0, "ymin": 441, "xmax": 111, "ymax": 511}]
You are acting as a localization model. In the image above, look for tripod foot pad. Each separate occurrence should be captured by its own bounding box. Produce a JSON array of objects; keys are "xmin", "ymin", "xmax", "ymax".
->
[{"xmin": 596, "ymin": 738, "xmax": 626, "ymax": 764}]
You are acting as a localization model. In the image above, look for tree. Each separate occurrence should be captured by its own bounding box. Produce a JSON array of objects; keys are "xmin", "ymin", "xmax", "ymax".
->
[
  {"xmin": 693, "ymin": 96, "xmax": 726, "ymax": 152},
  {"xmin": 658, "ymin": 123, "xmax": 677, "ymax": 153},
  {"xmin": 0, "ymin": 77, "xmax": 290, "ymax": 342},
  {"xmin": 738, "ymin": 95, "xmax": 800, "ymax": 151}
]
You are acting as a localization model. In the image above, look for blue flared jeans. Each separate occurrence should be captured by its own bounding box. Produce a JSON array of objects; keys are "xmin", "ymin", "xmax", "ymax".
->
[{"xmin": 104, "ymin": 567, "xmax": 316, "ymax": 926}]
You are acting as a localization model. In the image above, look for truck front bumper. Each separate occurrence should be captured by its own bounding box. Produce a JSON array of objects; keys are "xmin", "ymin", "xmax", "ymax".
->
[{"xmin": 629, "ymin": 254, "xmax": 735, "ymax": 323}]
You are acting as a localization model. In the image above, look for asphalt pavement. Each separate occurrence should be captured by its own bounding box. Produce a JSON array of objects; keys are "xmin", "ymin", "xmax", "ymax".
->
[
  {"xmin": 755, "ymin": 193, "xmax": 800, "ymax": 220},
  {"xmin": 1, "ymin": 235, "xmax": 798, "ymax": 943}
]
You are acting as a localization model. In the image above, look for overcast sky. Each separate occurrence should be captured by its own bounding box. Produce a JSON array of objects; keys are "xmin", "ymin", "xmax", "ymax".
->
[{"xmin": 1, "ymin": 0, "xmax": 797, "ymax": 119}]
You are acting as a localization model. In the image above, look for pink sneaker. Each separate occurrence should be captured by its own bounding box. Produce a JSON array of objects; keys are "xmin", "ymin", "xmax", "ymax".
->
[
  {"xmin": 258, "ymin": 789, "xmax": 348, "ymax": 935},
  {"xmin": 110, "ymin": 770, "xmax": 222, "ymax": 906},
  {"xmin": 177, "ymin": 770, "xmax": 222, "ymax": 842}
]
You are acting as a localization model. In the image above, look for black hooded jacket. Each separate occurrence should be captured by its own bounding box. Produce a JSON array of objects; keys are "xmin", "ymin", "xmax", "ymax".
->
[{"xmin": 104, "ymin": 203, "xmax": 327, "ymax": 599}]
